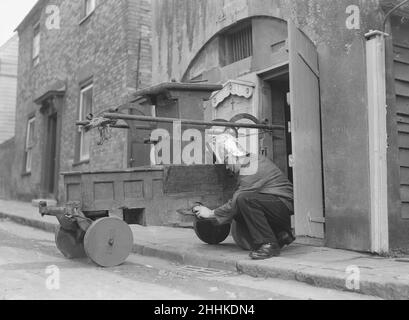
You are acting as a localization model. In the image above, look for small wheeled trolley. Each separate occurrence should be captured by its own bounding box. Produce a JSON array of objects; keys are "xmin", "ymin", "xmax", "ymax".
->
[{"xmin": 39, "ymin": 202, "xmax": 134, "ymax": 267}]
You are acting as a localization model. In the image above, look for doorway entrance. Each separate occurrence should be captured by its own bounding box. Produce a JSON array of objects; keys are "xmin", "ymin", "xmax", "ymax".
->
[
  {"xmin": 267, "ymin": 73, "xmax": 292, "ymax": 184},
  {"xmin": 261, "ymin": 65, "xmax": 325, "ymax": 241},
  {"xmin": 40, "ymin": 99, "xmax": 61, "ymax": 200},
  {"xmin": 257, "ymin": 22, "xmax": 325, "ymax": 241},
  {"xmin": 45, "ymin": 113, "xmax": 58, "ymax": 196}
]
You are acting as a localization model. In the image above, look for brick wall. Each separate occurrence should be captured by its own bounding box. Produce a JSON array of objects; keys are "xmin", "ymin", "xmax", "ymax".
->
[{"xmin": 13, "ymin": 0, "xmax": 152, "ymax": 202}]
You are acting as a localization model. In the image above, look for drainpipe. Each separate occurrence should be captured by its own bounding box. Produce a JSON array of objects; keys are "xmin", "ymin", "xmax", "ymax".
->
[
  {"xmin": 365, "ymin": 30, "xmax": 389, "ymax": 254},
  {"xmin": 365, "ymin": 0, "xmax": 409, "ymax": 254}
]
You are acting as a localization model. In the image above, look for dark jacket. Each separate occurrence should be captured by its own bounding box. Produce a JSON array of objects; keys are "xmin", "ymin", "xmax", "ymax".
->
[{"xmin": 214, "ymin": 155, "xmax": 294, "ymax": 225}]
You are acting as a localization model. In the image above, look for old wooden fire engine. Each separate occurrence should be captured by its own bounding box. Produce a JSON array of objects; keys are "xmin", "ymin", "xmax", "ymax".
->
[{"xmin": 39, "ymin": 83, "xmax": 281, "ymax": 267}]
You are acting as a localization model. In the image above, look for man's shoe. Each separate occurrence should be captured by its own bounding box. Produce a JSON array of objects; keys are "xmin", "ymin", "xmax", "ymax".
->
[
  {"xmin": 277, "ymin": 232, "xmax": 296, "ymax": 249},
  {"xmin": 249, "ymin": 243, "xmax": 281, "ymax": 260}
]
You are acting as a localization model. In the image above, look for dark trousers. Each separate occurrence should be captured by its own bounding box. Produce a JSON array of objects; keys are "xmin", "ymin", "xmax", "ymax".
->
[{"xmin": 233, "ymin": 192, "xmax": 293, "ymax": 247}]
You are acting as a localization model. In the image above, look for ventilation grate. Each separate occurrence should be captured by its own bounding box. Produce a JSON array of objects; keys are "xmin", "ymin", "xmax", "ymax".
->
[{"xmin": 177, "ymin": 265, "xmax": 234, "ymax": 277}]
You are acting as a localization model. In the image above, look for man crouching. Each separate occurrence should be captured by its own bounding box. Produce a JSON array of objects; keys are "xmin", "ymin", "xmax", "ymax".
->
[{"xmin": 194, "ymin": 132, "xmax": 295, "ymax": 260}]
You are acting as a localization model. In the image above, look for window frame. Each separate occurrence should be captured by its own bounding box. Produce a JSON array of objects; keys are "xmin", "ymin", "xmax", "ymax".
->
[
  {"xmin": 84, "ymin": 0, "xmax": 96, "ymax": 17},
  {"xmin": 78, "ymin": 83, "xmax": 93, "ymax": 162},
  {"xmin": 24, "ymin": 117, "xmax": 36, "ymax": 174},
  {"xmin": 221, "ymin": 23, "xmax": 253, "ymax": 66},
  {"xmin": 32, "ymin": 22, "xmax": 41, "ymax": 67}
]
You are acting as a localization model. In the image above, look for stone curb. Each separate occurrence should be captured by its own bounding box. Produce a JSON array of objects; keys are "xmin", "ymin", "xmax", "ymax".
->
[
  {"xmin": 132, "ymin": 243, "xmax": 409, "ymax": 300},
  {"xmin": 2, "ymin": 210, "xmax": 408, "ymax": 300},
  {"xmin": 236, "ymin": 261, "xmax": 409, "ymax": 300},
  {"xmin": 0, "ymin": 211, "xmax": 57, "ymax": 233},
  {"xmin": 132, "ymin": 243, "xmax": 239, "ymax": 272}
]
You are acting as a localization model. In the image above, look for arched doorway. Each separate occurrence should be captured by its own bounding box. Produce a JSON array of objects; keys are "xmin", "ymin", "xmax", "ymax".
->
[{"xmin": 182, "ymin": 17, "xmax": 325, "ymax": 241}]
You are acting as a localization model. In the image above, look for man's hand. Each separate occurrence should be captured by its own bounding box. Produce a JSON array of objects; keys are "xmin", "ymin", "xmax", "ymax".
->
[{"xmin": 192, "ymin": 206, "xmax": 216, "ymax": 220}]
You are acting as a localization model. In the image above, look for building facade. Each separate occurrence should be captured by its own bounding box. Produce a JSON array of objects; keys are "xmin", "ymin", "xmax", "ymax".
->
[
  {"xmin": 12, "ymin": 0, "xmax": 152, "ymax": 202},
  {"xmin": 0, "ymin": 35, "xmax": 18, "ymax": 144},
  {"xmin": 148, "ymin": 0, "xmax": 409, "ymax": 253},
  {"xmin": 8, "ymin": 0, "xmax": 409, "ymax": 254}
]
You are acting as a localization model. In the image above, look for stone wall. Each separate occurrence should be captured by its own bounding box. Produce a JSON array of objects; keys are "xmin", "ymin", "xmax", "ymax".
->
[{"xmin": 150, "ymin": 0, "xmax": 385, "ymax": 251}]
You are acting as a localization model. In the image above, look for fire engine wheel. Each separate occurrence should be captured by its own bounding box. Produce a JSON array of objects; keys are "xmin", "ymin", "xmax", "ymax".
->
[
  {"xmin": 229, "ymin": 113, "xmax": 261, "ymax": 125},
  {"xmin": 84, "ymin": 217, "xmax": 134, "ymax": 268},
  {"xmin": 231, "ymin": 220, "xmax": 257, "ymax": 251},
  {"xmin": 194, "ymin": 218, "xmax": 231, "ymax": 245},
  {"xmin": 208, "ymin": 119, "xmax": 239, "ymax": 137},
  {"xmin": 55, "ymin": 226, "xmax": 87, "ymax": 259}
]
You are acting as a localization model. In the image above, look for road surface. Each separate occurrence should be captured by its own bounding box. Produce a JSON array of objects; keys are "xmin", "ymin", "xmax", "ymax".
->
[{"xmin": 0, "ymin": 218, "xmax": 378, "ymax": 300}]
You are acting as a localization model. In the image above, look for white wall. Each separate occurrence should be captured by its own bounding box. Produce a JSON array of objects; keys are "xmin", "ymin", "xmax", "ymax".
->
[{"xmin": 0, "ymin": 34, "xmax": 18, "ymax": 144}]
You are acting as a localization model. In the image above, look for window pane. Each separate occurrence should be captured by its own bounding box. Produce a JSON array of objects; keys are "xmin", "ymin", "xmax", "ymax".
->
[
  {"xmin": 85, "ymin": 0, "xmax": 95, "ymax": 16},
  {"xmin": 26, "ymin": 150, "xmax": 32, "ymax": 173},
  {"xmin": 29, "ymin": 121, "xmax": 35, "ymax": 147},
  {"xmin": 81, "ymin": 130, "xmax": 91, "ymax": 161},
  {"xmin": 33, "ymin": 34, "xmax": 40, "ymax": 57},
  {"xmin": 25, "ymin": 118, "xmax": 35, "ymax": 172},
  {"xmin": 225, "ymin": 25, "xmax": 253, "ymax": 65},
  {"xmin": 26, "ymin": 118, "xmax": 35, "ymax": 149},
  {"xmin": 32, "ymin": 25, "xmax": 40, "ymax": 59},
  {"xmin": 79, "ymin": 85, "xmax": 93, "ymax": 161},
  {"xmin": 81, "ymin": 87, "xmax": 93, "ymax": 119}
]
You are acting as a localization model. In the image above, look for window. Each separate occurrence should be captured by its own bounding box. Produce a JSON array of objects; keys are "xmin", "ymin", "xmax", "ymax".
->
[
  {"xmin": 84, "ymin": 0, "xmax": 96, "ymax": 17},
  {"xmin": 224, "ymin": 24, "xmax": 253, "ymax": 65},
  {"xmin": 78, "ymin": 84, "xmax": 93, "ymax": 161},
  {"xmin": 25, "ymin": 117, "xmax": 36, "ymax": 173},
  {"xmin": 32, "ymin": 23, "xmax": 40, "ymax": 66}
]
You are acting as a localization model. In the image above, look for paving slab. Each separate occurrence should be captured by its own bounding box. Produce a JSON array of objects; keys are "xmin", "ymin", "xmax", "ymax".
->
[{"xmin": 1, "ymin": 199, "xmax": 409, "ymax": 299}]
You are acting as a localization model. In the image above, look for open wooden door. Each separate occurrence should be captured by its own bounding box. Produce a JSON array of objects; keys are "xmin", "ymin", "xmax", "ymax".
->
[{"xmin": 288, "ymin": 21, "xmax": 325, "ymax": 239}]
